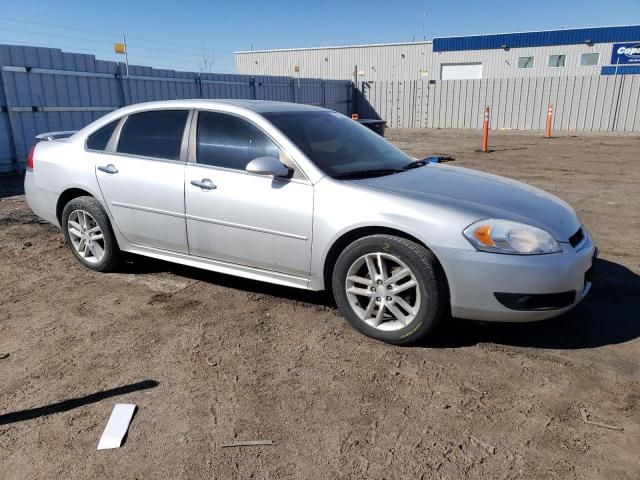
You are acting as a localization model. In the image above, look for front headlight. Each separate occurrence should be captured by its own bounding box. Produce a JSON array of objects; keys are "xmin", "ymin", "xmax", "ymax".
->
[{"xmin": 463, "ymin": 219, "xmax": 561, "ymax": 255}]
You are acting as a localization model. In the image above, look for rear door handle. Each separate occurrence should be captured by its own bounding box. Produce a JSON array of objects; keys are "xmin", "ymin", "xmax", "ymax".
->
[
  {"xmin": 190, "ymin": 178, "xmax": 217, "ymax": 190},
  {"xmin": 97, "ymin": 164, "xmax": 118, "ymax": 174}
]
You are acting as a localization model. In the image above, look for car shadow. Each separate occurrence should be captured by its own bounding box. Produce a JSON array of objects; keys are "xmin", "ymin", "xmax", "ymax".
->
[
  {"xmin": 423, "ymin": 258, "xmax": 640, "ymax": 350},
  {"xmin": 120, "ymin": 256, "xmax": 640, "ymax": 350},
  {"xmin": 0, "ymin": 173, "xmax": 25, "ymax": 199},
  {"xmin": 119, "ymin": 255, "xmax": 335, "ymax": 307}
]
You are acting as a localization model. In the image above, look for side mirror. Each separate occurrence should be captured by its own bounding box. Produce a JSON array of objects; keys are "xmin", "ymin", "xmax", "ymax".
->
[{"xmin": 245, "ymin": 156, "xmax": 291, "ymax": 178}]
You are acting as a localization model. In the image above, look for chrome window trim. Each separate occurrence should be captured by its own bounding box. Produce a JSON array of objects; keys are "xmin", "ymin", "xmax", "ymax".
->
[
  {"xmin": 185, "ymin": 160, "xmax": 312, "ymax": 186},
  {"xmin": 93, "ymin": 150, "xmax": 189, "ymax": 166},
  {"xmin": 190, "ymin": 109, "xmax": 311, "ymax": 183},
  {"xmin": 85, "ymin": 108, "xmax": 193, "ymax": 164}
]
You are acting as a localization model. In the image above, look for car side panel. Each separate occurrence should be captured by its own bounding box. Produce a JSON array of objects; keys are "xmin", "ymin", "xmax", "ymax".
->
[
  {"xmin": 25, "ymin": 140, "xmax": 105, "ymax": 226},
  {"xmin": 24, "ymin": 171, "xmax": 59, "ymax": 226},
  {"xmin": 309, "ymin": 176, "xmax": 479, "ymax": 290},
  {"xmin": 185, "ymin": 165, "xmax": 314, "ymax": 277},
  {"xmin": 94, "ymin": 153, "xmax": 188, "ymax": 254}
]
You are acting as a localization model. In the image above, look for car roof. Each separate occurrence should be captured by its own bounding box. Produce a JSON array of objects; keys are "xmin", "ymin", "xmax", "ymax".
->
[{"xmin": 120, "ymin": 99, "xmax": 328, "ymax": 114}]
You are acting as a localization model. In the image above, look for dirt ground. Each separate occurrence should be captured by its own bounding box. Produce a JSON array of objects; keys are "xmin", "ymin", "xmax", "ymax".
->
[{"xmin": 1, "ymin": 129, "xmax": 639, "ymax": 480}]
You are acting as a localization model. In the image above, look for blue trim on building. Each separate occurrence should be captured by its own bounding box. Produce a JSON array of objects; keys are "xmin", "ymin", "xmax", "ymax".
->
[
  {"xmin": 433, "ymin": 26, "xmax": 640, "ymax": 52},
  {"xmin": 601, "ymin": 65, "xmax": 640, "ymax": 75}
]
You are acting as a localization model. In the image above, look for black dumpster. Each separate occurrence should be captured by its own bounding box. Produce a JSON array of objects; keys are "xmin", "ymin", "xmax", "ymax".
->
[{"xmin": 357, "ymin": 119, "xmax": 387, "ymax": 137}]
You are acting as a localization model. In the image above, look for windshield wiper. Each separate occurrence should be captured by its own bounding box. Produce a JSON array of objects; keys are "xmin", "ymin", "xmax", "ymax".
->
[
  {"xmin": 402, "ymin": 159, "xmax": 429, "ymax": 170},
  {"xmin": 333, "ymin": 168, "xmax": 404, "ymax": 179}
]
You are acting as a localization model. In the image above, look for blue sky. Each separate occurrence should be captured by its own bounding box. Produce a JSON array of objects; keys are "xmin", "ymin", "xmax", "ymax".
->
[{"xmin": 1, "ymin": 0, "xmax": 639, "ymax": 73}]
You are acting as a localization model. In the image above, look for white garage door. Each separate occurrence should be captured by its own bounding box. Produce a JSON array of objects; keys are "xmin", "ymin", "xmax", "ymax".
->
[{"xmin": 441, "ymin": 63, "xmax": 483, "ymax": 80}]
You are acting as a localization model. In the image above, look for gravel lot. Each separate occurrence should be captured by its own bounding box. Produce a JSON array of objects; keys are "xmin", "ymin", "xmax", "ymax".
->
[{"xmin": 1, "ymin": 129, "xmax": 639, "ymax": 479}]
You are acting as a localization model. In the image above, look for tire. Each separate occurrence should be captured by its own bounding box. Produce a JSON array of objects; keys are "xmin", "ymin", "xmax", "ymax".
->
[
  {"xmin": 61, "ymin": 196, "xmax": 121, "ymax": 272},
  {"xmin": 332, "ymin": 234, "xmax": 447, "ymax": 345}
]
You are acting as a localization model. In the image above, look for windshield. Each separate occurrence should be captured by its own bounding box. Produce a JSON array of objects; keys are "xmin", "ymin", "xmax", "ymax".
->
[{"xmin": 264, "ymin": 111, "xmax": 412, "ymax": 178}]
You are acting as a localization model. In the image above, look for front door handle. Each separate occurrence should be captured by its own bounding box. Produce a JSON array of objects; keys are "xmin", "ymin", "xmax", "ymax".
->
[
  {"xmin": 190, "ymin": 178, "xmax": 217, "ymax": 191},
  {"xmin": 97, "ymin": 164, "xmax": 118, "ymax": 174}
]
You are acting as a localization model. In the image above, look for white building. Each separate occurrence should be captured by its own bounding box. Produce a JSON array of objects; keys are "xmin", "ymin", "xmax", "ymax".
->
[{"xmin": 236, "ymin": 25, "xmax": 640, "ymax": 82}]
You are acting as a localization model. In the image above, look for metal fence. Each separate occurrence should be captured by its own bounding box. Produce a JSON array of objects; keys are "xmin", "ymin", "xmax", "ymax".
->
[
  {"xmin": 0, "ymin": 44, "xmax": 353, "ymax": 173},
  {"xmin": 357, "ymin": 74, "xmax": 640, "ymax": 132},
  {"xmin": 3, "ymin": 44, "xmax": 639, "ymax": 173}
]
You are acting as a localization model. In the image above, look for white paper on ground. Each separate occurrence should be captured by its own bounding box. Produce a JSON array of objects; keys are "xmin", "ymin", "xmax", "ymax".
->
[{"xmin": 97, "ymin": 403, "xmax": 137, "ymax": 450}]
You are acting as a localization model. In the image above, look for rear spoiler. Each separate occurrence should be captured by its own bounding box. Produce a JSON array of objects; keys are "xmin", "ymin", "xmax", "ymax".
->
[{"xmin": 35, "ymin": 131, "xmax": 77, "ymax": 142}]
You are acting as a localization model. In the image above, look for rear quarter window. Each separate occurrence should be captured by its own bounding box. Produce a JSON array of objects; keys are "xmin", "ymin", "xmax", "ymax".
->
[{"xmin": 86, "ymin": 120, "xmax": 119, "ymax": 151}]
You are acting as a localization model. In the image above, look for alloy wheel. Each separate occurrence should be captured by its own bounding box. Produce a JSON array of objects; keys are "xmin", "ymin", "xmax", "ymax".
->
[
  {"xmin": 67, "ymin": 209, "xmax": 105, "ymax": 264},
  {"xmin": 345, "ymin": 252, "xmax": 421, "ymax": 331}
]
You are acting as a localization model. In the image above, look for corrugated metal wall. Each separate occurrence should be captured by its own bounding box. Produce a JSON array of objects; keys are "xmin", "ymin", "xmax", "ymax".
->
[
  {"xmin": 357, "ymin": 74, "xmax": 640, "ymax": 131},
  {"xmin": 236, "ymin": 42, "xmax": 433, "ymax": 82},
  {"xmin": 433, "ymin": 25, "xmax": 640, "ymax": 51},
  {"xmin": 236, "ymin": 42, "xmax": 618, "ymax": 81},
  {"xmin": 0, "ymin": 44, "xmax": 353, "ymax": 173}
]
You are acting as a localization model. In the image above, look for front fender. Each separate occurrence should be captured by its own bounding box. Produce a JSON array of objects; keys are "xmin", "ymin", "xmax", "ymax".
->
[{"xmin": 309, "ymin": 178, "xmax": 477, "ymax": 290}]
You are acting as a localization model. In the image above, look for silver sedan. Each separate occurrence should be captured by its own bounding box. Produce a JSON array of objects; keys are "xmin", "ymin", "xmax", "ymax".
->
[{"xmin": 24, "ymin": 100, "xmax": 596, "ymax": 344}]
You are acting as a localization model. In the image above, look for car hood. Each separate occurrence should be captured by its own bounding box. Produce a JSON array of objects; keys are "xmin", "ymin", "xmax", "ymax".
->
[{"xmin": 349, "ymin": 164, "xmax": 581, "ymax": 242}]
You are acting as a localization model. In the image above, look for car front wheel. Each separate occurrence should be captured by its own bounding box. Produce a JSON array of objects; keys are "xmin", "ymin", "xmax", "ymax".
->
[
  {"xmin": 332, "ymin": 234, "xmax": 447, "ymax": 345},
  {"xmin": 61, "ymin": 196, "xmax": 120, "ymax": 272}
]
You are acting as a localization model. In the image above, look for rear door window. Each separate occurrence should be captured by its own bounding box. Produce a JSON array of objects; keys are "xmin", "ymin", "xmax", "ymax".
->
[{"xmin": 117, "ymin": 110, "xmax": 189, "ymax": 161}]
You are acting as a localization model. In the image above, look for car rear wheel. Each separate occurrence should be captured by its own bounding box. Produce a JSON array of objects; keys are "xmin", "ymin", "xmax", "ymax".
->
[
  {"xmin": 61, "ymin": 196, "xmax": 120, "ymax": 272},
  {"xmin": 332, "ymin": 234, "xmax": 446, "ymax": 345}
]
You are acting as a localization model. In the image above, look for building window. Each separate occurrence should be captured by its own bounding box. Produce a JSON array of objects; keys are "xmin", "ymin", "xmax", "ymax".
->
[
  {"xmin": 549, "ymin": 54, "xmax": 566, "ymax": 67},
  {"xmin": 580, "ymin": 52, "xmax": 600, "ymax": 66},
  {"xmin": 518, "ymin": 56, "xmax": 534, "ymax": 69}
]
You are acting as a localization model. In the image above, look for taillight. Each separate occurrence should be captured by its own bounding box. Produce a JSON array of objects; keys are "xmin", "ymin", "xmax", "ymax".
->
[{"xmin": 26, "ymin": 145, "xmax": 36, "ymax": 170}]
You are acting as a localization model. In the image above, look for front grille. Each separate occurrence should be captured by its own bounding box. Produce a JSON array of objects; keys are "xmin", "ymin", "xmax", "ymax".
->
[{"xmin": 569, "ymin": 227, "xmax": 585, "ymax": 249}]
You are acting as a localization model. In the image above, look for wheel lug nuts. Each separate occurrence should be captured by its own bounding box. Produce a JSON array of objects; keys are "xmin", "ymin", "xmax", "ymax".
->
[
  {"xmin": 387, "ymin": 285, "xmax": 392, "ymax": 289},
  {"xmin": 386, "ymin": 296, "xmax": 392, "ymax": 301},
  {"xmin": 376, "ymin": 297, "xmax": 381, "ymax": 301},
  {"xmin": 370, "ymin": 287, "xmax": 376, "ymax": 292},
  {"xmin": 377, "ymin": 280, "xmax": 382, "ymax": 284}
]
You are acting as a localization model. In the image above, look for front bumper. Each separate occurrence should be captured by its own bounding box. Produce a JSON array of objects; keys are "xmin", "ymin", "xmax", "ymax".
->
[{"xmin": 435, "ymin": 235, "xmax": 596, "ymax": 322}]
